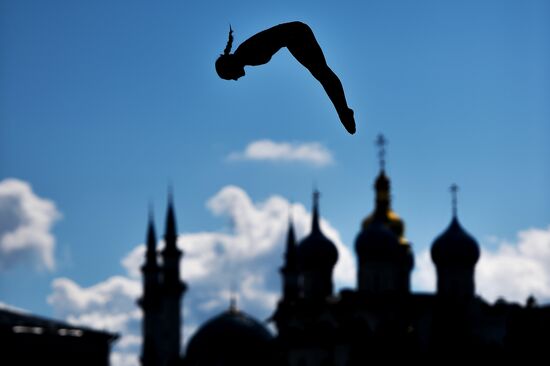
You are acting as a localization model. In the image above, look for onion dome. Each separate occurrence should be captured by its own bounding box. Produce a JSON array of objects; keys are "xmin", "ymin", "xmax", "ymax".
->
[
  {"xmin": 355, "ymin": 219, "xmax": 400, "ymax": 261},
  {"xmin": 431, "ymin": 184, "xmax": 480, "ymax": 267},
  {"xmin": 297, "ymin": 190, "xmax": 338, "ymax": 270},
  {"xmin": 431, "ymin": 216, "xmax": 480, "ymax": 267},
  {"xmin": 356, "ymin": 170, "xmax": 411, "ymax": 263},
  {"xmin": 185, "ymin": 304, "xmax": 274, "ymax": 366}
]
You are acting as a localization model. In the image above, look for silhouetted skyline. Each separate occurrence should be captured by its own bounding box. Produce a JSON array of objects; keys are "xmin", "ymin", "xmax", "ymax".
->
[{"xmin": 1, "ymin": 1, "xmax": 549, "ymax": 365}]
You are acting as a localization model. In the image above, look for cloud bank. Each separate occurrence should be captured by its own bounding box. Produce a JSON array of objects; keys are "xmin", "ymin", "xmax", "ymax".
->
[
  {"xmin": 47, "ymin": 276, "xmax": 142, "ymax": 366},
  {"xmin": 0, "ymin": 178, "xmax": 60, "ymax": 271},
  {"xmin": 227, "ymin": 139, "xmax": 334, "ymax": 167}
]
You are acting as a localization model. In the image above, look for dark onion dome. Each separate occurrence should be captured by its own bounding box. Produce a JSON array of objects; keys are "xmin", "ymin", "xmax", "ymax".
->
[
  {"xmin": 355, "ymin": 219, "xmax": 401, "ymax": 261},
  {"xmin": 298, "ymin": 228, "xmax": 339, "ymax": 270},
  {"xmin": 185, "ymin": 307, "xmax": 274, "ymax": 366},
  {"xmin": 297, "ymin": 190, "xmax": 338, "ymax": 270},
  {"xmin": 431, "ymin": 217, "xmax": 480, "ymax": 267}
]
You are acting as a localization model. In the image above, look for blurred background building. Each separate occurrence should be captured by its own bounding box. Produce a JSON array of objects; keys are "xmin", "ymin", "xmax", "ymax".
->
[{"xmin": 139, "ymin": 136, "xmax": 550, "ymax": 366}]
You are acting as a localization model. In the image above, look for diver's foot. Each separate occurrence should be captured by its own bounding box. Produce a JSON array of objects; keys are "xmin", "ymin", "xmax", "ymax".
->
[{"xmin": 339, "ymin": 108, "xmax": 356, "ymax": 135}]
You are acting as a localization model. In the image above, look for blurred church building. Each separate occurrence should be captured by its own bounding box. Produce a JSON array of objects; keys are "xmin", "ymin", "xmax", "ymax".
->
[
  {"xmin": 0, "ymin": 306, "xmax": 118, "ymax": 365},
  {"xmin": 139, "ymin": 136, "xmax": 550, "ymax": 366}
]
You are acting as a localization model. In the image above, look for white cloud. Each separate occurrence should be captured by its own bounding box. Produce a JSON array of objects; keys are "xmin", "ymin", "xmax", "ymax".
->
[
  {"xmin": 49, "ymin": 185, "xmax": 354, "ymax": 366},
  {"xmin": 227, "ymin": 139, "xmax": 334, "ymax": 167},
  {"xmin": 0, "ymin": 178, "xmax": 60, "ymax": 271},
  {"xmin": 110, "ymin": 352, "xmax": 140, "ymax": 366},
  {"xmin": 413, "ymin": 225, "xmax": 550, "ymax": 304},
  {"xmin": 48, "ymin": 276, "xmax": 143, "ymax": 366},
  {"xmin": 476, "ymin": 225, "xmax": 550, "ymax": 303},
  {"xmin": 48, "ymin": 276, "xmax": 141, "ymax": 316},
  {"xmin": 411, "ymin": 250, "xmax": 435, "ymax": 293}
]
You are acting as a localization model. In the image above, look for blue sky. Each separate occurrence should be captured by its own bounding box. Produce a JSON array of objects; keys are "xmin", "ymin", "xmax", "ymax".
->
[{"xmin": 1, "ymin": 0, "xmax": 549, "ymax": 363}]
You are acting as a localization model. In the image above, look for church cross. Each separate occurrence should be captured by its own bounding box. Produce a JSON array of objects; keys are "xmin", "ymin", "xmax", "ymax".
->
[
  {"xmin": 376, "ymin": 134, "xmax": 387, "ymax": 171},
  {"xmin": 450, "ymin": 183, "xmax": 459, "ymax": 217}
]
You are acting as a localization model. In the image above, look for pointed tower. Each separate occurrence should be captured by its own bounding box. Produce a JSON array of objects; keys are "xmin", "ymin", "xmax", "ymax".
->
[
  {"xmin": 280, "ymin": 214, "xmax": 300, "ymax": 302},
  {"xmin": 139, "ymin": 210, "xmax": 161, "ymax": 366},
  {"xmin": 354, "ymin": 134, "xmax": 413, "ymax": 296},
  {"xmin": 431, "ymin": 184, "xmax": 480, "ymax": 299},
  {"xmin": 159, "ymin": 190, "xmax": 187, "ymax": 366},
  {"xmin": 297, "ymin": 190, "xmax": 338, "ymax": 300}
]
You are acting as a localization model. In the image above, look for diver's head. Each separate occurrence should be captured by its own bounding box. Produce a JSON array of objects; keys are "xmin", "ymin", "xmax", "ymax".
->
[
  {"xmin": 215, "ymin": 25, "xmax": 245, "ymax": 80},
  {"xmin": 215, "ymin": 54, "xmax": 245, "ymax": 80}
]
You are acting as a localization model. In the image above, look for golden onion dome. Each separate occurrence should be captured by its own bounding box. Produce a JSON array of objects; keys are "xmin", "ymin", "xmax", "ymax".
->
[
  {"xmin": 361, "ymin": 209, "xmax": 407, "ymax": 244},
  {"xmin": 361, "ymin": 170, "xmax": 409, "ymax": 245}
]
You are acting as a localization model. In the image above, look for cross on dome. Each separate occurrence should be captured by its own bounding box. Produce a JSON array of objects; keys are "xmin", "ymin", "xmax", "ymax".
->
[
  {"xmin": 375, "ymin": 134, "xmax": 387, "ymax": 172},
  {"xmin": 450, "ymin": 183, "xmax": 459, "ymax": 217}
]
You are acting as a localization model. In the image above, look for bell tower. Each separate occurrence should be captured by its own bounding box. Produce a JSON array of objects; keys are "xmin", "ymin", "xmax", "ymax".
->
[{"xmin": 355, "ymin": 134, "xmax": 414, "ymax": 296}]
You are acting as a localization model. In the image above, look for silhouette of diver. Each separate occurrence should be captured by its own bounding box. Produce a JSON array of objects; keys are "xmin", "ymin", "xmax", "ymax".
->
[{"xmin": 215, "ymin": 22, "xmax": 356, "ymax": 135}]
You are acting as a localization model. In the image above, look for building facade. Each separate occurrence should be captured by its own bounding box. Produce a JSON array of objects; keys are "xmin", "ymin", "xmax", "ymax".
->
[{"xmin": 0, "ymin": 307, "xmax": 118, "ymax": 366}]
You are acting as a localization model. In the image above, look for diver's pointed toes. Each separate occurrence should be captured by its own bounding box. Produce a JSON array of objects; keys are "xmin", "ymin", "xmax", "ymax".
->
[{"xmin": 340, "ymin": 108, "xmax": 356, "ymax": 135}]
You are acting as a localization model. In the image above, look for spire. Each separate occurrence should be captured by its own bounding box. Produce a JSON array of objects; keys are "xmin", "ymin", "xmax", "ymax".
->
[
  {"xmin": 164, "ymin": 187, "xmax": 178, "ymax": 250},
  {"xmin": 374, "ymin": 134, "xmax": 391, "ymax": 214},
  {"xmin": 229, "ymin": 294, "xmax": 238, "ymax": 313},
  {"xmin": 145, "ymin": 207, "xmax": 158, "ymax": 265},
  {"xmin": 280, "ymin": 208, "xmax": 300, "ymax": 301},
  {"xmin": 311, "ymin": 189, "xmax": 321, "ymax": 233},
  {"xmin": 286, "ymin": 217, "xmax": 296, "ymax": 253},
  {"xmin": 158, "ymin": 187, "xmax": 185, "ymax": 365},
  {"xmin": 140, "ymin": 205, "xmax": 161, "ymax": 366},
  {"xmin": 284, "ymin": 213, "xmax": 298, "ymax": 268},
  {"xmin": 450, "ymin": 183, "xmax": 459, "ymax": 218}
]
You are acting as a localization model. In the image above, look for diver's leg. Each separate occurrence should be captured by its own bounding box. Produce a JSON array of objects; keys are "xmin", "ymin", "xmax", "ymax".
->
[
  {"xmin": 287, "ymin": 23, "xmax": 356, "ymax": 134},
  {"xmin": 285, "ymin": 23, "xmax": 329, "ymax": 72},
  {"xmin": 314, "ymin": 67, "xmax": 356, "ymax": 134}
]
